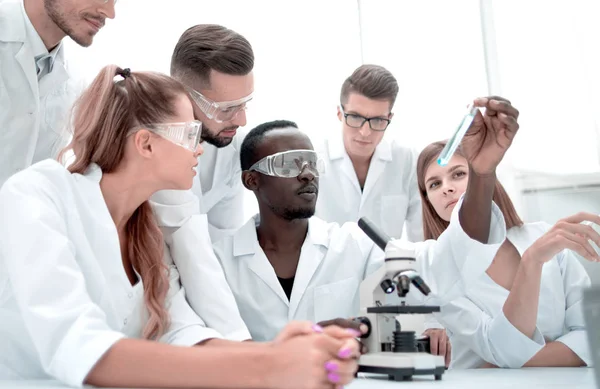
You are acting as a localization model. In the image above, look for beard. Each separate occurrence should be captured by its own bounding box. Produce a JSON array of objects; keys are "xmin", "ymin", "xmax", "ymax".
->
[
  {"xmin": 201, "ymin": 123, "xmax": 237, "ymax": 148},
  {"xmin": 44, "ymin": 0, "xmax": 98, "ymax": 47},
  {"xmin": 275, "ymin": 205, "xmax": 316, "ymax": 221}
]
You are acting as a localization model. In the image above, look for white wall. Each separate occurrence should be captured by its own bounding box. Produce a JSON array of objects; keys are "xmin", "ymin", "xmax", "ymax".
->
[{"xmin": 64, "ymin": 0, "xmax": 600, "ymax": 223}]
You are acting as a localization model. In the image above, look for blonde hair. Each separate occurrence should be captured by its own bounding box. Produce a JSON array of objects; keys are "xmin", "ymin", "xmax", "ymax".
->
[
  {"xmin": 59, "ymin": 65, "xmax": 188, "ymax": 340},
  {"xmin": 416, "ymin": 140, "xmax": 523, "ymax": 240}
]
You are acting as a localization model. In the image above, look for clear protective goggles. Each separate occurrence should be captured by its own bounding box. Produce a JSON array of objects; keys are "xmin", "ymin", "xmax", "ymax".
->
[
  {"xmin": 187, "ymin": 88, "xmax": 253, "ymax": 123},
  {"xmin": 130, "ymin": 120, "xmax": 202, "ymax": 152},
  {"xmin": 249, "ymin": 149, "xmax": 325, "ymax": 178}
]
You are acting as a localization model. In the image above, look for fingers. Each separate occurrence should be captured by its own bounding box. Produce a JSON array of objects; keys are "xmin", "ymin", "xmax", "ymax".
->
[
  {"xmin": 319, "ymin": 318, "xmax": 368, "ymax": 336},
  {"xmin": 428, "ymin": 332, "xmax": 439, "ymax": 355},
  {"xmin": 316, "ymin": 330, "xmax": 360, "ymax": 360},
  {"xmin": 324, "ymin": 358, "xmax": 358, "ymax": 386},
  {"xmin": 438, "ymin": 333, "xmax": 447, "ymax": 359},
  {"xmin": 560, "ymin": 212, "xmax": 600, "ymax": 226},
  {"xmin": 551, "ymin": 232, "xmax": 600, "ymax": 262},
  {"xmin": 560, "ymin": 222, "xmax": 600, "ymax": 250},
  {"xmin": 488, "ymin": 98, "xmax": 519, "ymax": 119},
  {"xmin": 445, "ymin": 340, "xmax": 452, "ymax": 368},
  {"xmin": 274, "ymin": 321, "xmax": 322, "ymax": 342},
  {"xmin": 497, "ymin": 113, "xmax": 519, "ymax": 132},
  {"xmin": 339, "ymin": 338, "xmax": 361, "ymax": 359},
  {"xmin": 322, "ymin": 325, "xmax": 362, "ymax": 340}
]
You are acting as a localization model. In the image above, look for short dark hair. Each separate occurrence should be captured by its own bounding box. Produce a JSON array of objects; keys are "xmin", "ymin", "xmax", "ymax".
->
[
  {"xmin": 170, "ymin": 24, "xmax": 254, "ymax": 86},
  {"xmin": 340, "ymin": 64, "xmax": 399, "ymax": 108},
  {"xmin": 240, "ymin": 120, "xmax": 299, "ymax": 171}
]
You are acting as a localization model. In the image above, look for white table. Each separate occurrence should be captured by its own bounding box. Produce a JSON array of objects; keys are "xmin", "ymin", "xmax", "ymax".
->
[
  {"xmin": 0, "ymin": 368, "xmax": 596, "ymax": 389},
  {"xmin": 350, "ymin": 368, "xmax": 596, "ymax": 388}
]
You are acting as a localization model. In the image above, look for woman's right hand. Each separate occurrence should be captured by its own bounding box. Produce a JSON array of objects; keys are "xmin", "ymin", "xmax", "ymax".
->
[
  {"xmin": 268, "ymin": 322, "xmax": 360, "ymax": 389},
  {"xmin": 522, "ymin": 212, "xmax": 600, "ymax": 265}
]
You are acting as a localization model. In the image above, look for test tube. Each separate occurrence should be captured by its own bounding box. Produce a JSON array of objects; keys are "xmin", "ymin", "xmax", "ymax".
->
[{"xmin": 437, "ymin": 104, "xmax": 480, "ymax": 166}]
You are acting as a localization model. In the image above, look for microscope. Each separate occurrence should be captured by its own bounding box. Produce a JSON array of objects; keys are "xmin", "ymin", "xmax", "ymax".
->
[{"xmin": 353, "ymin": 217, "xmax": 445, "ymax": 381}]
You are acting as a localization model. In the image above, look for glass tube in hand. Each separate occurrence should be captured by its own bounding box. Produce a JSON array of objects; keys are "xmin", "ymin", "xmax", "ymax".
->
[{"xmin": 437, "ymin": 104, "xmax": 479, "ymax": 166}]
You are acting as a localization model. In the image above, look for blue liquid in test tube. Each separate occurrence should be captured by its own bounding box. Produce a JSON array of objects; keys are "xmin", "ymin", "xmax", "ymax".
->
[{"xmin": 437, "ymin": 104, "xmax": 479, "ymax": 166}]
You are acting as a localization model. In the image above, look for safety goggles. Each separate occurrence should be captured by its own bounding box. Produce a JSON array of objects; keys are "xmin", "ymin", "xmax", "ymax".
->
[
  {"xmin": 187, "ymin": 88, "xmax": 253, "ymax": 123},
  {"xmin": 130, "ymin": 120, "xmax": 202, "ymax": 152},
  {"xmin": 249, "ymin": 149, "xmax": 325, "ymax": 178}
]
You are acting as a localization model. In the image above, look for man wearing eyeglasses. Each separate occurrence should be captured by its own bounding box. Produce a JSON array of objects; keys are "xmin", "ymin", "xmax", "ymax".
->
[
  {"xmin": 314, "ymin": 64, "xmax": 424, "ymax": 243},
  {"xmin": 0, "ymin": 0, "xmax": 116, "ymax": 188}
]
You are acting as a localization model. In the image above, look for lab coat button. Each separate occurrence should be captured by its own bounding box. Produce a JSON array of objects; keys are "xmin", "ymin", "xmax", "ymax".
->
[
  {"xmin": 123, "ymin": 318, "xmax": 128, "ymax": 325},
  {"xmin": 127, "ymin": 292, "xmax": 133, "ymax": 298}
]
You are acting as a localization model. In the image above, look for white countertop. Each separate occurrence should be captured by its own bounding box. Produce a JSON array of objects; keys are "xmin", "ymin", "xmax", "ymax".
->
[
  {"xmin": 351, "ymin": 367, "xmax": 596, "ymax": 388},
  {"xmin": 0, "ymin": 368, "xmax": 595, "ymax": 389}
]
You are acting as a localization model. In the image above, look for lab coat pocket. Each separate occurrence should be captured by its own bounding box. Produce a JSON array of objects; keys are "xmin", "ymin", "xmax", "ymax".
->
[
  {"xmin": 380, "ymin": 194, "xmax": 408, "ymax": 239},
  {"xmin": 313, "ymin": 277, "xmax": 360, "ymax": 322}
]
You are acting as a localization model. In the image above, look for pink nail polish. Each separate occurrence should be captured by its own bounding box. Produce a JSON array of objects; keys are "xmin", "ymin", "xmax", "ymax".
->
[
  {"xmin": 325, "ymin": 361, "xmax": 338, "ymax": 371},
  {"xmin": 346, "ymin": 328, "xmax": 361, "ymax": 337},
  {"xmin": 328, "ymin": 372, "xmax": 340, "ymax": 383},
  {"xmin": 312, "ymin": 324, "xmax": 323, "ymax": 333},
  {"xmin": 338, "ymin": 348, "xmax": 352, "ymax": 358}
]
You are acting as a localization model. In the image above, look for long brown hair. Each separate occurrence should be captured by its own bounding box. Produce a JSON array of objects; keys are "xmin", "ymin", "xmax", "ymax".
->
[
  {"xmin": 416, "ymin": 140, "xmax": 524, "ymax": 240},
  {"xmin": 59, "ymin": 65, "xmax": 188, "ymax": 340}
]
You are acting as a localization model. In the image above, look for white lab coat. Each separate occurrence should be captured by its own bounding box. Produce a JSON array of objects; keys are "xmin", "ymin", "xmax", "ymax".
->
[
  {"xmin": 149, "ymin": 130, "xmax": 251, "ymax": 341},
  {"xmin": 0, "ymin": 160, "xmax": 222, "ymax": 387},
  {"xmin": 439, "ymin": 222, "xmax": 592, "ymax": 369},
  {"xmin": 213, "ymin": 198, "xmax": 507, "ymax": 342},
  {"xmin": 0, "ymin": 0, "xmax": 79, "ymax": 187},
  {"xmin": 314, "ymin": 135, "xmax": 423, "ymax": 242}
]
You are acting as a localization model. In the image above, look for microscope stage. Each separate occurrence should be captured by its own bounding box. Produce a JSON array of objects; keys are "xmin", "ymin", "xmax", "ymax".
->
[{"xmin": 359, "ymin": 353, "xmax": 445, "ymax": 381}]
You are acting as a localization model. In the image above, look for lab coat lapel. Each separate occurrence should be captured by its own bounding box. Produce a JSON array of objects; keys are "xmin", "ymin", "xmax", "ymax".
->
[
  {"xmin": 247, "ymin": 248, "xmax": 290, "ymax": 307},
  {"xmin": 14, "ymin": 42, "xmax": 39, "ymax": 103},
  {"xmin": 328, "ymin": 136, "xmax": 362, "ymax": 196},
  {"xmin": 288, "ymin": 219, "xmax": 328, "ymax": 319},
  {"xmin": 360, "ymin": 139, "xmax": 392, "ymax": 208},
  {"xmin": 200, "ymin": 144, "xmax": 232, "ymax": 211},
  {"xmin": 235, "ymin": 218, "xmax": 290, "ymax": 306}
]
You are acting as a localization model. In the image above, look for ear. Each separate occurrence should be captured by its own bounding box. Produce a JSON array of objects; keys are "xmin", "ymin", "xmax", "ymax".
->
[
  {"xmin": 388, "ymin": 112, "xmax": 394, "ymax": 120},
  {"xmin": 242, "ymin": 170, "xmax": 260, "ymax": 192},
  {"xmin": 336, "ymin": 106, "xmax": 343, "ymax": 122},
  {"xmin": 133, "ymin": 129, "xmax": 154, "ymax": 158}
]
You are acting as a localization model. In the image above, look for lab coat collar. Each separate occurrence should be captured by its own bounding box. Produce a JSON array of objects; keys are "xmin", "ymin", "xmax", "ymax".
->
[
  {"xmin": 83, "ymin": 163, "xmax": 104, "ymax": 183},
  {"xmin": 232, "ymin": 215, "xmax": 331, "ymax": 317},
  {"xmin": 233, "ymin": 215, "xmax": 330, "ymax": 257}
]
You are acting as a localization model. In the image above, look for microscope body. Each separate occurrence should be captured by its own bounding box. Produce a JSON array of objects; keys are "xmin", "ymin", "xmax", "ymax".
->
[{"xmin": 355, "ymin": 227, "xmax": 446, "ymax": 381}]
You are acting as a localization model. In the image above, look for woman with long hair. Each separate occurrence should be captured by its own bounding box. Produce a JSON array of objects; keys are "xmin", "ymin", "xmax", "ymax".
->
[
  {"xmin": 0, "ymin": 65, "xmax": 359, "ymax": 389},
  {"xmin": 416, "ymin": 140, "xmax": 597, "ymax": 369}
]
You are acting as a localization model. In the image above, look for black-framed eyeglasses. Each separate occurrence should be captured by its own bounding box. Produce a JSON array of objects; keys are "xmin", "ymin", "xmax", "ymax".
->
[{"xmin": 340, "ymin": 105, "xmax": 391, "ymax": 131}]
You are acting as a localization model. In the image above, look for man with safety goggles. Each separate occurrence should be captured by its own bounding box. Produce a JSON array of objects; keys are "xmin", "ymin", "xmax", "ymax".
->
[
  {"xmin": 149, "ymin": 24, "xmax": 257, "ymax": 344},
  {"xmin": 211, "ymin": 103, "xmax": 521, "ymax": 344}
]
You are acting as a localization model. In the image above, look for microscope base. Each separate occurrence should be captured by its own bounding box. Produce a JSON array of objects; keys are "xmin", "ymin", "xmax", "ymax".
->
[{"xmin": 358, "ymin": 353, "xmax": 445, "ymax": 381}]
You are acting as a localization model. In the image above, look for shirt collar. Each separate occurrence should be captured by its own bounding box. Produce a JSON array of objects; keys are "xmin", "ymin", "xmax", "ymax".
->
[{"xmin": 22, "ymin": 0, "xmax": 62, "ymax": 73}]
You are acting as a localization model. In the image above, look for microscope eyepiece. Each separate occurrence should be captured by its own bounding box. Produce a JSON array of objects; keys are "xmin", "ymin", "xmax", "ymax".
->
[{"xmin": 380, "ymin": 279, "xmax": 395, "ymax": 294}]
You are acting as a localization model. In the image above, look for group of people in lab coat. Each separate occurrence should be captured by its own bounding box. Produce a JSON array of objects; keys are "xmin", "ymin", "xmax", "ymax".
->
[{"xmin": 0, "ymin": 0, "xmax": 597, "ymax": 388}]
